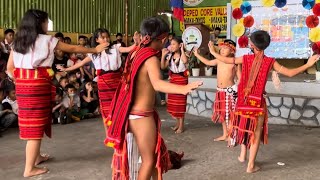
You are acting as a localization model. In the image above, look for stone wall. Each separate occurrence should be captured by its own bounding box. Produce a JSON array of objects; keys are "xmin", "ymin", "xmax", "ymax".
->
[{"xmin": 186, "ymin": 89, "xmax": 320, "ymax": 126}]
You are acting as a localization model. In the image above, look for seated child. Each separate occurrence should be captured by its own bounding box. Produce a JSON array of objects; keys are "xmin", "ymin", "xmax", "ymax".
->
[
  {"xmin": 61, "ymin": 84, "xmax": 87, "ymax": 122},
  {"xmin": 52, "ymin": 88, "xmax": 64, "ymax": 124},
  {"xmin": 2, "ymin": 87, "xmax": 18, "ymax": 115},
  {"xmin": 0, "ymin": 87, "xmax": 18, "ymax": 132},
  {"xmin": 80, "ymin": 81, "xmax": 99, "ymax": 116}
]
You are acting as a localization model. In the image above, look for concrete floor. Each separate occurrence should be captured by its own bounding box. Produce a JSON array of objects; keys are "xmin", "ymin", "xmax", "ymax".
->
[{"xmin": 0, "ymin": 107, "xmax": 319, "ymax": 180}]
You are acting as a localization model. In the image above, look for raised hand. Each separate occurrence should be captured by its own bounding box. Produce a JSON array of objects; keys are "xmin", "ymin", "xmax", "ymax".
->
[
  {"xmin": 180, "ymin": 43, "xmax": 185, "ymax": 52},
  {"xmin": 208, "ymin": 41, "xmax": 217, "ymax": 55},
  {"xmin": 95, "ymin": 42, "xmax": 109, "ymax": 53},
  {"xmin": 56, "ymin": 64, "xmax": 66, "ymax": 72},
  {"xmin": 162, "ymin": 48, "xmax": 170, "ymax": 57},
  {"xmin": 182, "ymin": 81, "xmax": 203, "ymax": 95},
  {"xmin": 133, "ymin": 31, "xmax": 141, "ymax": 45},
  {"xmin": 307, "ymin": 54, "xmax": 320, "ymax": 67},
  {"xmin": 193, "ymin": 47, "xmax": 199, "ymax": 56}
]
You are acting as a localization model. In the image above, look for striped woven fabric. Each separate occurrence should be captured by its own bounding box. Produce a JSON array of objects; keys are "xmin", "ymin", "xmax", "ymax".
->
[
  {"xmin": 14, "ymin": 68, "xmax": 55, "ymax": 139},
  {"xmin": 167, "ymin": 73, "xmax": 188, "ymax": 118},
  {"xmin": 97, "ymin": 71, "xmax": 122, "ymax": 122}
]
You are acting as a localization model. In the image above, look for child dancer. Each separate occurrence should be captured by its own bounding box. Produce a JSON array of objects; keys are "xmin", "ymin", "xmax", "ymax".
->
[
  {"xmin": 58, "ymin": 28, "xmax": 140, "ymax": 123},
  {"xmin": 210, "ymin": 30, "xmax": 319, "ymax": 173},
  {"xmin": 194, "ymin": 40, "xmax": 239, "ymax": 141},
  {"xmin": 160, "ymin": 37, "xmax": 188, "ymax": 133},
  {"xmin": 6, "ymin": 9, "xmax": 107, "ymax": 177}
]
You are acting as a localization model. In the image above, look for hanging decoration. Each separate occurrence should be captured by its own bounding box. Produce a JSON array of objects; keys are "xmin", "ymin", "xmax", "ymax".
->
[
  {"xmin": 306, "ymin": 15, "xmax": 319, "ymax": 28},
  {"xmin": 233, "ymin": 23, "xmax": 245, "ymax": 37},
  {"xmin": 275, "ymin": 0, "xmax": 287, "ymax": 8},
  {"xmin": 238, "ymin": 35, "xmax": 249, "ymax": 48},
  {"xmin": 243, "ymin": 15, "xmax": 255, "ymax": 27},
  {"xmin": 312, "ymin": 41, "xmax": 320, "ymax": 54},
  {"xmin": 170, "ymin": 0, "xmax": 184, "ymax": 22},
  {"xmin": 309, "ymin": 27, "xmax": 320, "ymax": 42},
  {"xmin": 232, "ymin": 8, "xmax": 243, "ymax": 19},
  {"xmin": 240, "ymin": 1, "xmax": 252, "ymax": 14},
  {"xmin": 261, "ymin": 0, "xmax": 276, "ymax": 7},
  {"xmin": 302, "ymin": 0, "xmax": 315, "ymax": 10},
  {"xmin": 313, "ymin": 3, "xmax": 320, "ymax": 16},
  {"xmin": 231, "ymin": 0, "xmax": 243, "ymax": 8}
]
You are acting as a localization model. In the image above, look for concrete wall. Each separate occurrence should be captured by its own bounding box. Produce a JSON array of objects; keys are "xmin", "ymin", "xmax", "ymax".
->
[{"xmin": 187, "ymin": 77, "xmax": 320, "ymax": 126}]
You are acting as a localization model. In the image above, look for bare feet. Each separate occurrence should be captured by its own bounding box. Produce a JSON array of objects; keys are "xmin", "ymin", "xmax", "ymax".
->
[
  {"xmin": 171, "ymin": 126, "xmax": 178, "ymax": 131},
  {"xmin": 160, "ymin": 100, "xmax": 166, "ymax": 106},
  {"xmin": 23, "ymin": 167, "xmax": 49, "ymax": 177},
  {"xmin": 35, "ymin": 154, "xmax": 51, "ymax": 166},
  {"xmin": 247, "ymin": 165, "xmax": 261, "ymax": 173},
  {"xmin": 175, "ymin": 128, "xmax": 184, "ymax": 134},
  {"xmin": 238, "ymin": 156, "xmax": 245, "ymax": 163},
  {"xmin": 213, "ymin": 135, "xmax": 228, "ymax": 142}
]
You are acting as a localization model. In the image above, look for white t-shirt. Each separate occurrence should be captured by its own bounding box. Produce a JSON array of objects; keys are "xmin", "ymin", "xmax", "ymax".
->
[
  {"xmin": 87, "ymin": 44, "xmax": 121, "ymax": 71},
  {"xmin": 13, "ymin": 34, "xmax": 59, "ymax": 69},
  {"xmin": 2, "ymin": 97, "xmax": 18, "ymax": 115},
  {"xmin": 167, "ymin": 53, "xmax": 186, "ymax": 73},
  {"xmin": 62, "ymin": 95, "xmax": 80, "ymax": 110}
]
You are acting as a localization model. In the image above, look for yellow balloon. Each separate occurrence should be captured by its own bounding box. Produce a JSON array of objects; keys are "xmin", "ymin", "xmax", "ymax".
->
[
  {"xmin": 231, "ymin": 0, "xmax": 243, "ymax": 8},
  {"xmin": 261, "ymin": 0, "xmax": 275, "ymax": 7},
  {"xmin": 239, "ymin": 18, "xmax": 244, "ymax": 24},
  {"xmin": 316, "ymin": 0, "xmax": 320, "ymax": 3},
  {"xmin": 309, "ymin": 27, "xmax": 320, "ymax": 42},
  {"xmin": 233, "ymin": 23, "xmax": 245, "ymax": 37}
]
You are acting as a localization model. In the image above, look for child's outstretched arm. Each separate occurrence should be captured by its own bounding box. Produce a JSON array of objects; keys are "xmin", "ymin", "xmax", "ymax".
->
[
  {"xmin": 180, "ymin": 43, "xmax": 188, "ymax": 64},
  {"xmin": 193, "ymin": 47, "xmax": 217, "ymax": 66},
  {"xmin": 273, "ymin": 55, "xmax": 320, "ymax": 77},
  {"xmin": 208, "ymin": 42, "xmax": 243, "ymax": 64},
  {"xmin": 57, "ymin": 56, "xmax": 92, "ymax": 72}
]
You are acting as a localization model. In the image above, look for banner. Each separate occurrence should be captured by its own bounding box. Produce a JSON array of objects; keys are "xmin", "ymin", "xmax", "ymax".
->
[{"xmin": 180, "ymin": 6, "xmax": 227, "ymax": 33}]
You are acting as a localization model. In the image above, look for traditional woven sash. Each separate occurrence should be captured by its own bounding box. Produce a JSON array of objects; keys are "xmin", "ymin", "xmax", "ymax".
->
[
  {"xmin": 167, "ymin": 72, "xmax": 188, "ymax": 118},
  {"xmin": 105, "ymin": 47, "xmax": 170, "ymax": 180},
  {"xmin": 231, "ymin": 54, "xmax": 275, "ymax": 147}
]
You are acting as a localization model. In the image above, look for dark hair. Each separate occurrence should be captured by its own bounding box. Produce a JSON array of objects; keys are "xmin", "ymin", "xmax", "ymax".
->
[
  {"xmin": 214, "ymin": 27, "xmax": 222, "ymax": 32},
  {"xmin": 91, "ymin": 28, "xmax": 113, "ymax": 56},
  {"xmin": 250, "ymin": 30, "xmax": 270, "ymax": 51},
  {"xmin": 116, "ymin": 33, "xmax": 123, "ymax": 37},
  {"xmin": 64, "ymin": 37, "xmax": 71, "ymax": 41},
  {"xmin": 140, "ymin": 17, "xmax": 169, "ymax": 41},
  {"xmin": 13, "ymin": 9, "xmax": 48, "ymax": 54},
  {"xmin": 79, "ymin": 35, "xmax": 86, "ymax": 40},
  {"xmin": 169, "ymin": 33, "xmax": 175, "ymax": 37},
  {"xmin": 4, "ymin": 29, "xmax": 14, "ymax": 35},
  {"xmin": 59, "ymin": 76, "xmax": 68, "ymax": 83},
  {"xmin": 171, "ymin": 37, "xmax": 183, "ymax": 44},
  {"xmin": 55, "ymin": 32, "xmax": 64, "ymax": 38},
  {"xmin": 65, "ymin": 84, "xmax": 75, "ymax": 90},
  {"xmin": 224, "ymin": 39, "xmax": 236, "ymax": 47},
  {"xmin": 56, "ymin": 88, "xmax": 64, "ymax": 97},
  {"xmin": 68, "ymin": 71, "xmax": 76, "ymax": 77}
]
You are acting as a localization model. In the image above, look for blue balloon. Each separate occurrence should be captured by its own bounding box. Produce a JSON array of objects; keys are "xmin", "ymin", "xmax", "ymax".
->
[
  {"xmin": 302, "ymin": 0, "xmax": 315, "ymax": 10},
  {"xmin": 275, "ymin": 0, "xmax": 287, "ymax": 8},
  {"xmin": 240, "ymin": 1, "xmax": 252, "ymax": 14}
]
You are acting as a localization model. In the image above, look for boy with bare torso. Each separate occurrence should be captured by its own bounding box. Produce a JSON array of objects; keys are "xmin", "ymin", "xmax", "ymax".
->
[
  {"xmin": 194, "ymin": 40, "xmax": 239, "ymax": 142},
  {"xmin": 105, "ymin": 17, "xmax": 202, "ymax": 180}
]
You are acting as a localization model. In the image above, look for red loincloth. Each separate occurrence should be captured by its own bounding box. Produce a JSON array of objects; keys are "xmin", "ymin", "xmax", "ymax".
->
[
  {"xmin": 14, "ymin": 68, "xmax": 55, "ymax": 139},
  {"xmin": 167, "ymin": 72, "xmax": 188, "ymax": 118},
  {"xmin": 212, "ymin": 85, "xmax": 237, "ymax": 126},
  {"xmin": 230, "ymin": 54, "xmax": 275, "ymax": 147},
  {"xmin": 105, "ymin": 46, "xmax": 170, "ymax": 180},
  {"xmin": 96, "ymin": 70, "xmax": 122, "ymax": 121}
]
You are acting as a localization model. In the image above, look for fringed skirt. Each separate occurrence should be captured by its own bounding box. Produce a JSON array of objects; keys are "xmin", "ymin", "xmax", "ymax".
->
[{"xmin": 212, "ymin": 85, "xmax": 237, "ymax": 127}]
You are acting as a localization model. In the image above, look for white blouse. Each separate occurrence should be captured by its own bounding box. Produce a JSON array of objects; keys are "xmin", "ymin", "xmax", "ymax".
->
[
  {"xmin": 13, "ymin": 34, "xmax": 59, "ymax": 69},
  {"xmin": 87, "ymin": 44, "xmax": 121, "ymax": 71},
  {"xmin": 167, "ymin": 53, "xmax": 186, "ymax": 73}
]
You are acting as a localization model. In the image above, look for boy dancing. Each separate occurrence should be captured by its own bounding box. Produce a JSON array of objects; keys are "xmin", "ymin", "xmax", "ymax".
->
[
  {"xmin": 105, "ymin": 17, "xmax": 202, "ymax": 180},
  {"xmin": 209, "ymin": 30, "xmax": 319, "ymax": 173}
]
